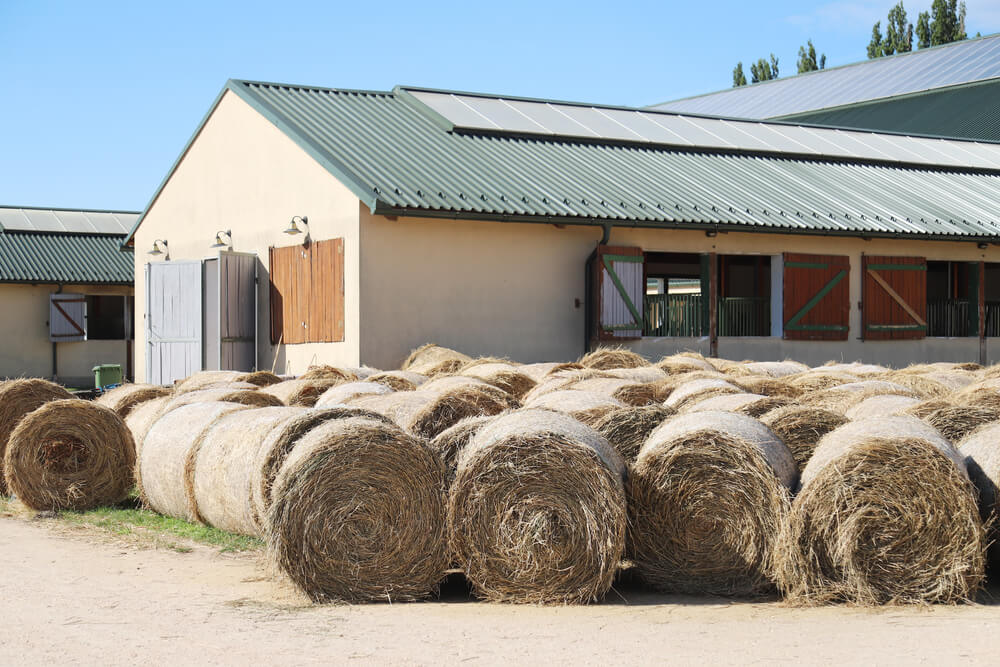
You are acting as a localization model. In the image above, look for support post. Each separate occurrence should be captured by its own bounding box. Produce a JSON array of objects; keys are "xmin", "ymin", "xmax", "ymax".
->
[
  {"xmin": 979, "ymin": 261, "xmax": 987, "ymax": 366},
  {"xmin": 709, "ymin": 252, "xmax": 719, "ymax": 358}
]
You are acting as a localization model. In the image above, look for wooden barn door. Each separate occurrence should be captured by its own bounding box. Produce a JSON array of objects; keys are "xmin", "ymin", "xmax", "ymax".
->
[
  {"xmin": 590, "ymin": 245, "xmax": 644, "ymax": 342},
  {"xmin": 863, "ymin": 255, "xmax": 927, "ymax": 340},
  {"xmin": 218, "ymin": 251, "xmax": 258, "ymax": 371},
  {"xmin": 146, "ymin": 261, "xmax": 203, "ymax": 385},
  {"xmin": 782, "ymin": 253, "xmax": 850, "ymax": 340},
  {"xmin": 49, "ymin": 294, "xmax": 87, "ymax": 342}
]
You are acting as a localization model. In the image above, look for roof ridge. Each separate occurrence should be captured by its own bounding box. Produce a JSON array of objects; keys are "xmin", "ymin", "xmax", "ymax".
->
[{"xmin": 0, "ymin": 205, "xmax": 140, "ymax": 214}]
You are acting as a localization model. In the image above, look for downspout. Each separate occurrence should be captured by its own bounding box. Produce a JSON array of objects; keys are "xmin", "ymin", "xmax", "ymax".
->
[
  {"xmin": 52, "ymin": 284, "xmax": 63, "ymax": 382},
  {"xmin": 599, "ymin": 222, "xmax": 613, "ymax": 246}
]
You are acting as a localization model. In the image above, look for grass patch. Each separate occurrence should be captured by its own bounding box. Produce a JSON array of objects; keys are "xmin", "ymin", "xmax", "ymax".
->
[{"xmin": 59, "ymin": 500, "xmax": 264, "ymax": 553}]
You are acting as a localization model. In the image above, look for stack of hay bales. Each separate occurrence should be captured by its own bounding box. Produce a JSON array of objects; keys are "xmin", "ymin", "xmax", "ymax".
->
[
  {"xmin": 628, "ymin": 411, "xmax": 796, "ymax": 596},
  {"xmin": 959, "ymin": 423, "xmax": 1000, "ymax": 566},
  {"xmin": 448, "ymin": 409, "xmax": 627, "ymax": 603},
  {"xmin": 4, "ymin": 399, "xmax": 135, "ymax": 511},
  {"xmin": 776, "ymin": 416, "xmax": 985, "ymax": 604},
  {"xmin": 96, "ymin": 383, "xmax": 171, "ymax": 418},
  {"xmin": 402, "ymin": 343, "xmax": 471, "ymax": 377}
]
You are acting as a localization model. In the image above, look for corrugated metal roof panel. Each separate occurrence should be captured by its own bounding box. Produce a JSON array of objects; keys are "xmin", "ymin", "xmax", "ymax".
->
[
  {"xmin": 0, "ymin": 206, "xmax": 138, "ymax": 235},
  {"xmin": 0, "ymin": 232, "xmax": 134, "ymax": 284},
  {"xmin": 220, "ymin": 81, "xmax": 1000, "ymax": 240},
  {"xmin": 780, "ymin": 79, "xmax": 1000, "ymax": 142},
  {"xmin": 650, "ymin": 34, "xmax": 1000, "ymax": 120}
]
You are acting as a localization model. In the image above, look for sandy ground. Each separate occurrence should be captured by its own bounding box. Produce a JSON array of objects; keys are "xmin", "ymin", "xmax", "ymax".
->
[{"xmin": 2, "ymin": 517, "xmax": 1000, "ymax": 666}]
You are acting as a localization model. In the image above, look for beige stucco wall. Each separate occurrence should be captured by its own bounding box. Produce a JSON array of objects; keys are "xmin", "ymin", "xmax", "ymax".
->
[
  {"xmin": 133, "ymin": 90, "xmax": 362, "ymax": 382},
  {"xmin": 0, "ymin": 284, "xmax": 133, "ymax": 387},
  {"xmin": 359, "ymin": 211, "xmax": 1000, "ymax": 369}
]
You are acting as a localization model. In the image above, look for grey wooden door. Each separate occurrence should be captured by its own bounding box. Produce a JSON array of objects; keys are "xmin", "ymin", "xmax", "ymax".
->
[
  {"xmin": 218, "ymin": 251, "xmax": 257, "ymax": 372},
  {"xmin": 146, "ymin": 261, "xmax": 203, "ymax": 385}
]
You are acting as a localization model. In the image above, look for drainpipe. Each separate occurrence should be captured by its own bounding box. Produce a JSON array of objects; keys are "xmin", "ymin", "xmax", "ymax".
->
[
  {"xmin": 52, "ymin": 284, "xmax": 63, "ymax": 382},
  {"xmin": 599, "ymin": 222, "xmax": 613, "ymax": 246}
]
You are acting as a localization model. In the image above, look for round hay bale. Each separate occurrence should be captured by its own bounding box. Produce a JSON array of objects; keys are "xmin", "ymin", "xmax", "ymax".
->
[
  {"xmin": 732, "ymin": 376, "xmax": 803, "ymax": 399},
  {"xmin": 682, "ymin": 392, "xmax": 786, "ymax": 418},
  {"xmin": 249, "ymin": 407, "xmax": 394, "ymax": 529},
  {"xmin": 174, "ymin": 370, "xmax": 242, "ymax": 393},
  {"xmin": 845, "ymin": 394, "xmax": 922, "ymax": 421},
  {"xmin": 0, "ymin": 379, "xmax": 73, "ymax": 495},
  {"xmin": 418, "ymin": 375, "xmax": 491, "ymax": 394},
  {"xmin": 759, "ymin": 405, "xmax": 848, "ymax": 471},
  {"xmin": 460, "ymin": 363, "xmax": 537, "ymax": 399},
  {"xmin": 3, "ymin": 399, "xmax": 135, "ymax": 511},
  {"xmin": 819, "ymin": 362, "xmax": 887, "ymax": 376},
  {"xmin": 798, "ymin": 380, "xmax": 916, "ymax": 412},
  {"xmin": 267, "ymin": 416, "xmax": 449, "ymax": 602},
  {"xmin": 524, "ymin": 389, "xmax": 624, "ymax": 423},
  {"xmin": 959, "ymin": 423, "xmax": 1000, "ymax": 566},
  {"xmin": 299, "ymin": 365, "xmax": 359, "ymax": 382},
  {"xmin": 449, "ymin": 409, "xmax": 627, "ymax": 603},
  {"xmin": 353, "ymin": 384, "xmax": 518, "ymax": 440},
  {"xmin": 260, "ymin": 378, "xmax": 343, "ymax": 407},
  {"xmin": 314, "ymin": 381, "xmax": 393, "ymax": 408},
  {"xmin": 429, "ymin": 414, "xmax": 495, "ymax": 486},
  {"xmin": 367, "ymin": 370, "xmax": 427, "ymax": 392},
  {"xmin": 139, "ymin": 402, "xmax": 250, "ymax": 520},
  {"xmin": 784, "ymin": 371, "xmax": 860, "ymax": 392},
  {"xmin": 878, "ymin": 372, "xmax": 952, "ymax": 398},
  {"xmin": 628, "ymin": 411, "xmax": 796, "ymax": 596},
  {"xmin": 518, "ymin": 362, "xmax": 583, "ymax": 382},
  {"xmin": 342, "ymin": 366, "xmax": 380, "ymax": 379},
  {"xmin": 95, "ymin": 383, "xmax": 171, "ymax": 418},
  {"xmin": 579, "ymin": 347, "xmax": 648, "ymax": 370},
  {"xmin": 612, "ymin": 382, "xmax": 662, "ymax": 407},
  {"xmin": 590, "ymin": 404, "xmax": 676, "ymax": 462},
  {"xmin": 124, "ymin": 396, "xmax": 171, "ymax": 460},
  {"xmin": 521, "ymin": 373, "xmax": 583, "ymax": 404},
  {"xmin": 402, "ymin": 343, "xmax": 472, "ymax": 377},
  {"xmin": 662, "ymin": 378, "xmax": 740, "ymax": 410},
  {"xmin": 776, "ymin": 416, "xmax": 985, "ymax": 604},
  {"xmin": 237, "ymin": 370, "xmax": 281, "ymax": 387},
  {"xmin": 922, "ymin": 370, "xmax": 976, "ymax": 391},
  {"xmin": 193, "ymin": 406, "xmax": 305, "ymax": 535},
  {"xmin": 742, "ymin": 361, "xmax": 810, "ymax": 378},
  {"xmin": 601, "ymin": 366, "xmax": 668, "ymax": 383},
  {"xmin": 655, "ymin": 355, "xmax": 716, "ymax": 374},
  {"xmin": 925, "ymin": 405, "xmax": 1000, "ymax": 443},
  {"xmin": 975, "ymin": 364, "xmax": 1000, "ymax": 380},
  {"xmin": 160, "ymin": 388, "xmax": 283, "ymax": 414},
  {"xmin": 903, "ymin": 398, "xmax": 954, "ymax": 419}
]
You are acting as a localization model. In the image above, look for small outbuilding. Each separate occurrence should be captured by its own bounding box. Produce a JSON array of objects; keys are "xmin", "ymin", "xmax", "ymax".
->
[
  {"xmin": 0, "ymin": 206, "xmax": 137, "ymax": 386},
  {"xmin": 125, "ymin": 79, "xmax": 1000, "ymax": 383}
]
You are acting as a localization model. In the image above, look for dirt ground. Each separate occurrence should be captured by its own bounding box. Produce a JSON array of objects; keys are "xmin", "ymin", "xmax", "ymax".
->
[{"xmin": 2, "ymin": 517, "xmax": 1000, "ymax": 666}]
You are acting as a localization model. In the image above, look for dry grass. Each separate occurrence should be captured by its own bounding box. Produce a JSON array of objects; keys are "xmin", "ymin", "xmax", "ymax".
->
[
  {"xmin": 628, "ymin": 411, "xmax": 796, "ymax": 596},
  {"xmin": 299, "ymin": 365, "xmax": 359, "ymax": 382},
  {"xmin": 760, "ymin": 405, "xmax": 848, "ymax": 472},
  {"xmin": 924, "ymin": 405, "xmax": 1000, "ymax": 443},
  {"xmin": 775, "ymin": 417, "xmax": 985, "ymax": 605},
  {"xmin": 95, "ymin": 384, "xmax": 171, "ymax": 418},
  {"xmin": 578, "ymin": 347, "xmax": 648, "ymax": 370},
  {"xmin": 314, "ymin": 381, "xmax": 393, "ymax": 407},
  {"xmin": 4, "ymin": 399, "xmax": 135, "ymax": 511},
  {"xmin": 732, "ymin": 376, "xmax": 803, "ymax": 400},
  {"xmin": 429, "ymin": 414, "xmax": 495, "ymax": 485},
  {"xmin": 0, "ymin": 378, "xmax": 73, "ymax": 495},
  {"xmin": 260, "ymin": 378, "xmax": 344, "ymax": 407},
  {"xmin": 959, "ymin": 422, "xmax": 1000, "ymax": 567},
  {"xmin": 590, "ymin": 404, "xmax": 676, "ymax": 462},
  {"xmin": 402, "ymin": 343, "xmax": 471, "ymax": 377},
  {"xmin": 449, "ymin": 409, "xmax": 626, "ymax": 603},
  {"xmin": 267, "ymin": 417, "xmax": 449, "ymax": 603}
]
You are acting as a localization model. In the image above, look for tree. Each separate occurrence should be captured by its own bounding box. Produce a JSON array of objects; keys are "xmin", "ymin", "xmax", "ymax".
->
[
  {"xmin": 733, "ymin": 62, "xmax": 748, "ymax": 87},
  {"xmin": 868, "ymin": 21, "xmax": 885, "ymax": 58},
  {"xmin": 750, "ymin": 54, "xmax": 779, "ymax": 83},
  {"xmin": 929, "ymin": 0, "xmax": 967, "ymax": 46},
  {"xmin": 884, "ymin": 2, "xmax": 914, "ymax": 54},
  {"xmin": 797, "ymin": 40, "xmax": 827, "ymax": 73},
  {"xmin": 916, "ymin": 10, "xmax": 931, "ymax": 47}
]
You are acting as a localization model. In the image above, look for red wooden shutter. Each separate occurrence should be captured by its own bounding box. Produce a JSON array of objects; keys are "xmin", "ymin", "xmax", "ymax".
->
[
  {"xmin": 782, "ymin": 253, "xmax": 850, "ymax": 340},
  {"xmin": 309, "ymin": 238, "xmax": 345, "ymax": 343},
  {"xmin": 269, "ymin": 245, "xmax": 310, "ymax": 344},
  {"xmin": 863, "ymin": 255, "xmax": 927, "ymax": 340},
  {"xmin": 593, "ymin": 245, "xmax": 644, "ymax": 341}
]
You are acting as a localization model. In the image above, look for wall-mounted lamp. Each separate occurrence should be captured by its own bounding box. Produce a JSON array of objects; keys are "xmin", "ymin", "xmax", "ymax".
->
[
  {"xmin": 284, "ymin": 215, "xmax": 309, "ymax": 235},
  {"xmin": 705, "ymin": 230, "xmax": 718, "ymax": 238},
  {"xmin": 978, "ymin": 242, "xmax": 989, "ymax": 250},
  {"xmin": 210, "ymin": 229, "xmax": 233, "ymax": 249},
  {"xmin": 148, "ymin": 239, "xmax": 169, "ymax": 258}
]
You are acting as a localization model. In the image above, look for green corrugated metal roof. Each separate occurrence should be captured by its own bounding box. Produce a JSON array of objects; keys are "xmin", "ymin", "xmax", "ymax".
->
[
  {"xmin": 776, "ymin": 79, "xmax": 1000, "ymax": 142},
  {"xmin": 126, "ymin": 79, "xmax": 1000, "ymax": 244},
  {"xmin": 0, "ymin": 231, "xmax": 134, "ymax": 284}
]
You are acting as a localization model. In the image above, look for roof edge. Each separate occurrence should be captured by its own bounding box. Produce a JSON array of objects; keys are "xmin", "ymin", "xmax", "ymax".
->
[{"xmin": 0, "ymin": 205, "xmax": 140, "ymax": 215}]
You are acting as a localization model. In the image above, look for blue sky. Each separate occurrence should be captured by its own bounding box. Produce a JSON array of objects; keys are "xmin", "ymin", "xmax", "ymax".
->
[{"xmin": 2, "ymin": 0, "xmax": 999, "ymax": 212}]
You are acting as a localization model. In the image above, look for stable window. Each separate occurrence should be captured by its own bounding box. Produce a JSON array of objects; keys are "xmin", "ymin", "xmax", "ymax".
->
[
  {"xmin": 926, "ymin": 261, "xmax": 976, "ymax": 337},
  {"xmin": 718, "ymin": 255, "xmax": 770, "ymax": 336},
  {"xmin": 643, "ymin": 252, "xmax": 705, "ymax": 337},
  {"xmin": 86, "ymin": 295, "xmax": 130, "ymax": 340},
  {"xmin": 269, "ymin": 238, "xmax": 344, "ymax": 344}
]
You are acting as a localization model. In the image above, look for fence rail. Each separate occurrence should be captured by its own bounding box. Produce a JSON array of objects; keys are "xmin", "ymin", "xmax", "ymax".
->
[
  {"xmin": 719, "ymin": 297, "xmax": 770, "ymax": 337},
  {"xmin": 927, "ymin": 299, "xmax": 970, "ymax": 337},
  {"xmin": 643, "ymin": 294, "xmax": 769, "ymax": 337}
]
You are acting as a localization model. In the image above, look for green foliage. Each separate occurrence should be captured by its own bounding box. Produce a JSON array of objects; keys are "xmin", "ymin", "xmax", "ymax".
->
[
  {"xmin": 917, "ymin": 10, "xmax": 931, "ymax": 48},
  {"xmin": 885, "ymin": 2, "xmax": 914, "ymax": 54},
  {"xmin": 868, "ymin": 21, "xmax": 885, "ymax": 58},
  {"xmin": 797, "ymin": 40, "xmax": 826, "ymax": 73},
  {"xmin": 929, "ymin": 0, "xmax": 967, "ymax": 45},
  {"xmin": 750, "ymin": 54, "xmax": 779, "ymax": 83},
  {"xmin": 733, "ymin": 62, "xmax": 747, "ymax": 87}
]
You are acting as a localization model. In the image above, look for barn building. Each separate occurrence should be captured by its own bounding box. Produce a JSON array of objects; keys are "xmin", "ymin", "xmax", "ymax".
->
[
  {"xmin": 0, "ymin": 206, "xmax": 136, "ymax": 386},
  {"xmin": 124, "ymin": 79, "xmax": 1000, "ymax": 384},
  {"xmin": 651, "ymin": 33, "xmax": 1000, "ymax": 141}
]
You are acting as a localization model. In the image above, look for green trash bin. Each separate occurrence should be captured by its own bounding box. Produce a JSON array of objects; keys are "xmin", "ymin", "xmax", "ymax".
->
[{"xmin": 93, "ymin": 364, "xmax": 123, "ymax": 389}]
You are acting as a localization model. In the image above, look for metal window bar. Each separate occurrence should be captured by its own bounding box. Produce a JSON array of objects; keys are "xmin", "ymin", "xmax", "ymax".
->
[
  {"xmin": 719, "ymin": 297, "xmax": 770, "ymax": 337},
  {"xmin": 986, "ymin": 301, "xmax": 1000, "ymax": 337},
  {"xmin": 927, "ymin": 299, "xmax": 970, "ymax": 337},
  {"xmin": 643, "ymin": 295, "xmax": 770, "ymax": 337}
]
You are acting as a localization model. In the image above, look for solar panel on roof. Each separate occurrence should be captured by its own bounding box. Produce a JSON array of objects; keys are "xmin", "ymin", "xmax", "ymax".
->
[
  {"xmin": 0, "ymin": 207, "xmax": 137, "ymax": 235},
  {"xmin": 651, "ymin": 34, "xmax": 1000, "ymax": 119},
  {"xmin": 405, "ymin": 88, "xmax": 1000, "ymax": 171}
]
